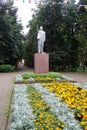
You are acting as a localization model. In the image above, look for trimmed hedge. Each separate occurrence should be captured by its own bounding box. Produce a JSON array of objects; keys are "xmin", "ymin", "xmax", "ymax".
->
[{"xmin": 0, "ymin": 65, "xmax": 15, "ymax": 72}]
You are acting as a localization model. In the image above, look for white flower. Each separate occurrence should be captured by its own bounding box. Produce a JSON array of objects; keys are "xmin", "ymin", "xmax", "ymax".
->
[{"xmin": 15, "ymin": 75, "xmax": 23, "ymax": 82}]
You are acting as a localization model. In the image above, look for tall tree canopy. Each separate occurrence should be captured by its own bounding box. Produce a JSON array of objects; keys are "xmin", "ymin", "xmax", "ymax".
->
[
  {"xmin": 25, "ymin": 0, "xmax": 87, "ymax": 71},
  {"xmin": 0, "ymin": 0, "xmax": 24, "ymax": 66}
]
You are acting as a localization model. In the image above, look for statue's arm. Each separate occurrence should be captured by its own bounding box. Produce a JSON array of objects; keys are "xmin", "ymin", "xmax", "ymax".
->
[
  {"xmin": 37, "ymin": 31, "xmax": 40, "ymax": 39},
  {"xmin": 44, "ymin": 32, "xmax": 46, "ymax": 42}
]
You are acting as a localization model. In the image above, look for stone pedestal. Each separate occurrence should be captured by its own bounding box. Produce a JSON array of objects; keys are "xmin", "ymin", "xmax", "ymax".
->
[{"xmin": 34, "ymin": 53, "xmax": 49, "ymax": 74}]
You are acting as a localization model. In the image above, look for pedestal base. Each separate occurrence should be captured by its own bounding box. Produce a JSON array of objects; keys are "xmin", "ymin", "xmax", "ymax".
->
[{"xmin": 34, "ymin": 53, "xmax": 49, "ymax": 74}]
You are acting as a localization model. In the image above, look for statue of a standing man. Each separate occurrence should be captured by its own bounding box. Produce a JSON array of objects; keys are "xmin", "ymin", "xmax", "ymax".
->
[{"xmin": 37, "ymin": 26, "xmax": 46, "ymax": 53}]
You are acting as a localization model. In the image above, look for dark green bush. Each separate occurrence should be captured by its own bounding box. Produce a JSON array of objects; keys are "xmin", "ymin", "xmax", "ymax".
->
[{"xmin": 0, "ymin": 65, "xmax": 15, "ymax": 72}]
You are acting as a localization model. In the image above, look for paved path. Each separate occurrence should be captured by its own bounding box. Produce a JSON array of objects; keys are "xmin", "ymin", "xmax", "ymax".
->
[
  {"xmin": 0, "ymin": 66, "xmax": 33, "ymax": 130},
  {"xmin": 61, "ymin": 72, "xmax": 87, "ymax": 83},
  {"xmin": 0, "ymin": 68, "xmax": 87, "ymax": 130}
]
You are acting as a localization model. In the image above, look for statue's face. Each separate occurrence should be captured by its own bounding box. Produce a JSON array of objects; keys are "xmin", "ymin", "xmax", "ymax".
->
[{"xmin": 40, "ymin": 26, "xmax": 43, "ymax": 30}]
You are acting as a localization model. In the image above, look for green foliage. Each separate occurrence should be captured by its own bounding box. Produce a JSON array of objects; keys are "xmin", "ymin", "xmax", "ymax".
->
[
  {"xmin": 4, "ymin": 89, "xmax": 13, "ymax": 118},
  {"xmin": 81, "ymin": 0, "xmax": 87, "ymax": 4},
  {"xmin": 0, "ymin": 64, "xmax": 15, "ymax": 72},
  {"xmin": 4, "ymin": 104, "xmax": 11, "ymax": 118},
  {"xmin": 25, "ymin": 0, "xmax": 87, "ymax": 71},
  {"xmin": 22, "ymin": 72, "xmax": 62, "ymax": 79},
  {"xmin": 0, "ymin": 1, "xmax": 24, "ymax": 66},
  {"xmin": 75, "ymin": 7, "xmax": 87, "ymax": 66}
]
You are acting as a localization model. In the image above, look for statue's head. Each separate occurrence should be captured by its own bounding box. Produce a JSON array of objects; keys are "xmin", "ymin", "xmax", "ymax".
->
[{"xmin": 40, "ymin": 26, "xmax": 43, "ymax": 30}]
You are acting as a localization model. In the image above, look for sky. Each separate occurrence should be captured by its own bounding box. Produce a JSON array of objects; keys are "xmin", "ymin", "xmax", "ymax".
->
[
  {"xmin": 13, "ymin": 0, "xmax": 79, "ymax": 34},
  {"xmin": 13, "ymin": 0, "xmax": 38, "ymax": 34}
]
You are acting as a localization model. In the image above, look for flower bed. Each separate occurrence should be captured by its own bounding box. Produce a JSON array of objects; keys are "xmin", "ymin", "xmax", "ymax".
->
[
  {"xmin": 27, "ymin": 86, "xmax": 65, "ymax": 130},
  {"xmin": 33, "ymin": 83, "xmax": 82, "ymax": 130},
  {"xmin": 9, "ymin": 82, "xmax": 86, "ymax": 130},
  {"xmin": 42, "ymin": 82, "xmax": 87, "ymax": 130},
  {"xmin": 10, "ymin": 85, "xmax": 35, "ymax": 130},
  {"xmin": 15, "ymin": 72, "xmax": 75, "ymax": 84}
]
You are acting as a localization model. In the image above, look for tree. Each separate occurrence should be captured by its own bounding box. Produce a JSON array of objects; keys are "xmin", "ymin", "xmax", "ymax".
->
[
  {"xmin": 0, "ymin": 0, "xmax": 24, "ymax": 66},
  {"xmin": 80, "ymin": 0, "xmax": 87, "ymax": 4},
  {"xmin": 75, "ymin": 3, "xmax": 87, "ymax": 70},
  {"xmin": 25, "ymin": 0, "xmax": 87, "ymax": 71}
]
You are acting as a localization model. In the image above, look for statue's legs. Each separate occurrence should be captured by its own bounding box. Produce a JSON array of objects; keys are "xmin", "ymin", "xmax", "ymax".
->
[
  {"xmin": 38, "ymin": 39, "xmax": 44, "ymax": 53},
  {"xmin": 41, "ymin": 41, "xmax": 44, "ymax": 52},
  {"xmin": 38, "ymin": 40, "xmax": 41, "ymax": 53},
  {"xmin": 40, "ymin": 41, "xmax": 44, "ymax": 53}
]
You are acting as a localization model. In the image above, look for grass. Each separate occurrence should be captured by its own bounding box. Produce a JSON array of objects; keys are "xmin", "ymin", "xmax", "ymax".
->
[{"xmin": 4, "ymin": 89, "xmax": 13, "ymax": 118}]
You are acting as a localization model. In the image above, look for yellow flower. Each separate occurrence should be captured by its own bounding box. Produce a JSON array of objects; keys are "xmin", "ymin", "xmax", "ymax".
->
[
  {"xmin": 77, "ymin": 113, "xmax": 82, "ymax": 118},
  {"xmin": 27, "ymin": 85, "xmax": 65, "ymax": 130},
  {"xmin": 58, "ymin": 122, "xmax": 61, "ymax": 126},
  {"xmin": 42, "ymin": 81, "xmax": 87, "ymax": 129},
  {"xmin": 41, "ymin": 128, "xmax": 44, "ymax": 130},
  {"xmin": 61, "ymin": 124, "xmax": 65, "ymax": 128},
  {"xmin": 85, "ymin": 126, "xmax": 87, "ymax": 130},
  {"xmin": 83, "ymin": 114, "xmax": 87, "ymax": 120},
  {"xmin": 80, "ymin": 121, "xmax": 85, "ymax": 125},
  {"xmin": 84, "ymin": 5, "xmax": 87, "ymax": 10},
  {"xmin": 71, "ymin": 105, "xmax": 76, "ymax": 109},
  {"xmin": 49, "ymin": 128, "xmax": 53, "ymax": 130},
  {"xmin": 56, "ymin": 128, "xmax": 62, "ymax": 130}
]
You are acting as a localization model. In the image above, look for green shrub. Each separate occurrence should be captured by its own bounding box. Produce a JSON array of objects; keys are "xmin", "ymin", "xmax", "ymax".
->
[
  {"xmin": 65, "ymin": 67, "xmax": 77, "ymax": 72},
  {"xmin": 0, "ymin": 65, "xmax": 15, "ymax": 72}
]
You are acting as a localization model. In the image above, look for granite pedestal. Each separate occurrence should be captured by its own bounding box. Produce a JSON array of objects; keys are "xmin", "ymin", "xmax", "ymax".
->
[{"xmin": 34, "ymin": 53, "xmax": 49, "ymax": 74}]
